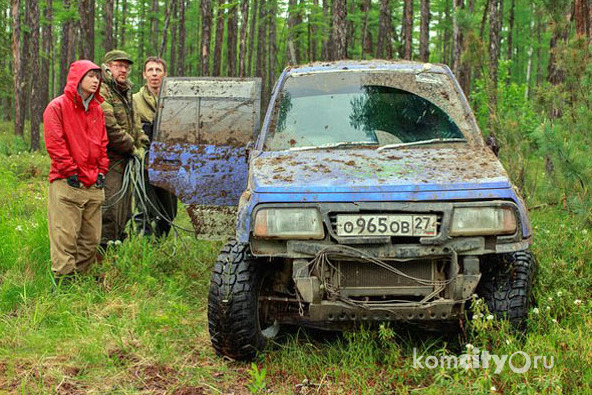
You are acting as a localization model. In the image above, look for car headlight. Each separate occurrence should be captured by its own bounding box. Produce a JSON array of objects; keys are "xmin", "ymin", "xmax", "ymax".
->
[
  {"xmin": 450, "ymin": 206, "xmax": 517, "ymax": 236},
  {"xmin": 253, "ymin": 208, "xmax": 325, "ymax": 239}
]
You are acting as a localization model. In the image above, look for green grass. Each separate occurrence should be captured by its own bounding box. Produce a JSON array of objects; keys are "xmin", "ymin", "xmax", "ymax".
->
[{"xmin": 0, "ymin": 122, "xmax": 590, "ymax": 394}]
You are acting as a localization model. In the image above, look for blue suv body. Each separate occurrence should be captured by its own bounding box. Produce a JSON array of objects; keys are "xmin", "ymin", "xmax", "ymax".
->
[{"xmin": 150, "ymin": 61, "xmax": 536, "ymax": 360}]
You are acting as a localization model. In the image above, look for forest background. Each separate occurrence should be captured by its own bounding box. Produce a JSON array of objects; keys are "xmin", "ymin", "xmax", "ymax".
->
[{"xmin": 1, "ymin": 0, "xmax": 592, "ymax": 393}]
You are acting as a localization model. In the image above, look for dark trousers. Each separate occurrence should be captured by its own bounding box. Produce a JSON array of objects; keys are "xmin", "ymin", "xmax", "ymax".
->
[
  {"xmin": 134, "ymin": 177, "xmax": 178, "ymax": 238},
  {"xmin": 101, "ymin": 161, "xmax": 132, "ymax": 244}
]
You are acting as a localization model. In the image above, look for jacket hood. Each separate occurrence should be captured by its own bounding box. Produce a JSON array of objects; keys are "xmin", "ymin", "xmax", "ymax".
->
[
  {"xmin": 64, "ymin": 60, "xmax": 104, "ymax": 105},
  {"xmin": 251, "ymin": 145, "xmax": 512, "ymax": 195}
]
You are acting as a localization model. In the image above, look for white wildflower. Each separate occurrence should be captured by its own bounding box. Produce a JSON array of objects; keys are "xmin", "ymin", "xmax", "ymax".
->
[
  {"xmin": 505, "ymin": 339, "xmax": 511, "ymax": 345},
  {"xmin": 532, "ymin": 308, "xmax": 540, "ymax": 315},
  {"xmin": 574, "ymin": 299, "xmax": 582, "ymax": 306},
  {"xmin": 548, "ymin": 297, "xmax": 553, "ymax": 302},
  {"xmin": 486, "ymin": 314, "xmax": 494, "ymax": 320},
  {"xmin": 491, "ymin": 386, "xmax": 497, "ymax": 393},
  {"xmin": 465, "ymin": 343, "xmax": 474, "ymax": 351},
  {"xmin": 15, "ymin": 225, "xmax": 23, "ymax": 232},
  {"xmin": 557, "ymin": 291, "xmax": 563, "ymax": 297},
  {"xmin": 552, "ymin": 318, "xmax": 558, "ymax": 324},
  {"xmin": 546, "ymin": 306, "xmax": 551, "ymax": 311}
]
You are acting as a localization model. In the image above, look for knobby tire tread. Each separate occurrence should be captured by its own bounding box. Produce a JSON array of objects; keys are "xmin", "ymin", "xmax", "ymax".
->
[
  {"xmin": 207, "ymin": 240, "xmax": 265, "ymax": 360},
  {"xmin": 478, "ymin": 250, "xmax": 536, "ymax": 330}
]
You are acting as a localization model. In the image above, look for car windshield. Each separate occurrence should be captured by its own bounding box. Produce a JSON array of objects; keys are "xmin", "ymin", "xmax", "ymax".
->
[{"xmin": 264, "ymin": 71, "xmax": 467, "ymax": 151}]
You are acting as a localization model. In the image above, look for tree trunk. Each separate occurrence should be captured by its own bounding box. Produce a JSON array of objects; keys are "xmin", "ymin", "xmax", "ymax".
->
[
  {"xmin": 120, "ymin": 0, "xmax": 127, "ymax": 48},
  {"xmin": 479, "ymin": 0, "xmax": 490, "ymax": 40},
  {"xmin": 151, "ymin": 0, "xmax": 159, "ymax": 53},
  {"xmin": 347, "ymin": 0, "xmax": 355, "ymax": 57},
  {"xmin": 452, "ymin": 0, "xmax": 463, "ymax": 76},
  {"xmin": 403, "ymin": 0, "xmax": 413, "ymax": 60},
  {"xmin": 377, "ymin": 0, "xmax": 389, "ymax": 58},
  {"xmin": 488, "ymin": 0, "xmax": 502, "ymax": 129},
  {"xmin": 104, "ymin": 0, "xmax": 114, "ymax": 53},
  {"xmin": 227, "ymin": 0, "xmax": 238, "ymax": 76},
  {"xmin": 360, "ymin": 0, "xmax": 371, "ymax": 59},
  {"xmin": 20, "ymin": 0, "xmax": 33, "ymax": 130},
  {"xmin": 525, "ymin": 4, "xmax": 534, "ymax": 100},
  {"xmin": 213, "ymin": 0, "xmax": 225, "ymax": 76},
  {"xmin": 442, "ymin": 0, "xmax": 451, "ymax": 65},
  {"xmin": 575, "ymin": 0, "xmax": 591, "ymax": 37},
  {"xmin": 159, "ymin": 0, "xmax": 173, "ymax": 58},
  {"xmin": 287, "ymin": 0, "xmax": 301, "ymax": 64},
  {"xmin": 489, "ymin": 0, "xmax": 502, "ymax": 88},
  {"xmin": 330, "ymin": 0, "xmax": 347, "ymax": 60},
  {"xmin": 256, "ymin": 0, "xmax": 267, "ymax": 83},
  {"xmin": 28, "ymin": 0, "xmax": 41, "ymax": 150},
  {"xmin": 239, "ymin": 0, "xmax": 249, "ymax": 76},
  {"xmin": 535, "ymin": 7, "xmax": 544, "ymax": 86},
  {"xmin": 78, "ymin": 0, "xmax": 94, "ymax": 60},
  {"xmin": 138, "ymin": 0, "xmax": 145, "ymax": 62},
  {"xmin": 453, "ymin": 0, "xmax": 470, "ymax": 95},
  {"xmin": 11, "ymin": 0, "xmax": 23, "ymax": 136},
  {"xmin": 310, "ymin": 0, "xmax": 320, "ymax": 60},
  {"xmin": 201, "ymin": 0, "xmax": 212, "ymax": 76},
  {"xmin": 548, "ymin": 20, "xmax": 571, "ymax": 85},
  {"xmin": 247, "ymin": 0, "xmax": 258, "ymax": 75},
  {"xmin": 419, "ymin": 0, "xmax": 430, "ymax": 62},
  {"xmin": 322, "ymin": 0, "xmax": 330, "ymax": 60},
  {"xmin": 170, "ymin": 0, "xmax": 177, "ymax": 75},
  {"xmin": 268, "ymin": 0, "xmax": 277, "ymax": 92},
  {"xmin": 41, "ymin": 0, "xmax": 52, "ymax": 107},
  {"xmin": 114, "ymin": 0, "xmax": 119, "ymax": 47},
  {"xmin": 177, "ymin": 0, "xmax": 186, "ymax": 76},
  {"xmin": 506, "ymin": 0, "xmax": 515, "ymax": 82}
]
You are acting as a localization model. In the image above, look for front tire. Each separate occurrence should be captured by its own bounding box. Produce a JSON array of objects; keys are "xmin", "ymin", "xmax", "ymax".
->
[
  {"xmin": 476, "ymin": 251, "xmax": 537, "ymax": 330},
  {"xmin": 207, "ymin": 240, "xmax": 276, "ymax": 360}
]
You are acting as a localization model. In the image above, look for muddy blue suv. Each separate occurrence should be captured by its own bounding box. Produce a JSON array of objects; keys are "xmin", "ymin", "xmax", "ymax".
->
[{"xmin": 149, "ymin": 61, "xmax": 536, "ymax": 361}]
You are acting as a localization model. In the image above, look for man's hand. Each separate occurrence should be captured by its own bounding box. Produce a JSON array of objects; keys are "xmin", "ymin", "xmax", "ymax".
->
[
  {"xmin": 95, "ymin": 173, "xmax": 105, "ymax": 189},
  {"xmin": 133, "ymin": 147, "xmax": 146, "ymax": 160},
  {"xmin": 138, "ymin": 134, "xmax": 151, "ymax": 149},
  {"xmin": 67, "ymin": 174, "xmax": 81, "ymax": 188}
]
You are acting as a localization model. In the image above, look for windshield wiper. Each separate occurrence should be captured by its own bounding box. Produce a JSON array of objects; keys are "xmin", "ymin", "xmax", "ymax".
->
[
  {"xmin": 288, "ymin": 141, "xmax": 378, "ymax": 152},
  {"xmin": 376, "ymin": 138, "xmax": 467, "ymax": 152}
]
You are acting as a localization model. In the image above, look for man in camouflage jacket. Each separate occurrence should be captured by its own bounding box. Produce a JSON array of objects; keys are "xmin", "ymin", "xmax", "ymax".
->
[
  {"xmin": 133, "ymin": 56, "xmax": 178, "ymax": 238},
  {"xmin": 100, "ymin": 50, "xmax": 150, "ymax": 246}
]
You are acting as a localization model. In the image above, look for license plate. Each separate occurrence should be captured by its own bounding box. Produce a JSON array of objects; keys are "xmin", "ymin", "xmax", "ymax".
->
[{"xmin": 336, "ymin": 214, "xmax": 437, "ymax": 237}]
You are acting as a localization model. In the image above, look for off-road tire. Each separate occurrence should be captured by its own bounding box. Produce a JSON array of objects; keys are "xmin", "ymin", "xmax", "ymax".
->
[
  {"xmin": 476, "ymin": 251, "xmax": 537, "ymax": 331},
  {"xmin": 207, "ymin": 240, "xmax": 269, "ymax": 360}
]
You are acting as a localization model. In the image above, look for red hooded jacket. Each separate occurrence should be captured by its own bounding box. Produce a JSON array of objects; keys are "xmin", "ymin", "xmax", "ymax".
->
[{"xmin": 44, "ymin": 60, "xmax": 109, "ymax": 188}]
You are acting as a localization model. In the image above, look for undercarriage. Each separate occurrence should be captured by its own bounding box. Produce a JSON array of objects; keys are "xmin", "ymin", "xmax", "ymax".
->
[{"xmin": 258, "ymin": 244, "xmax": 482, "ymax": 330}]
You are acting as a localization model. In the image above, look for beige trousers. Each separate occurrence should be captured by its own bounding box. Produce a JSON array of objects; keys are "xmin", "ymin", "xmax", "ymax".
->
[{"xmin": 48, "ymin": 179, "xmax": 105, "ymax": 275}]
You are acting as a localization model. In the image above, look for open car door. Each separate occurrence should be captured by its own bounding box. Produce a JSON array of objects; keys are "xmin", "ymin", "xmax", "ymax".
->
[{"xmin": 148, "ymin": 77, "xmax": 261, "ymax": 239}]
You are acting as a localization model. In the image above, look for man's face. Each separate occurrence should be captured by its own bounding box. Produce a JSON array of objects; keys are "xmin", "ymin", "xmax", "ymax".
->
[
  {"xmin": 143, "ymin": 61, "xmax": 167, "ymax": 92},
  {"xmin": 109, "ymin": 60, "xmax": 132, "ymax": 84},
  {"xmin": 79, "ymin": 70, "xmax": 101, "ymax": 97}
]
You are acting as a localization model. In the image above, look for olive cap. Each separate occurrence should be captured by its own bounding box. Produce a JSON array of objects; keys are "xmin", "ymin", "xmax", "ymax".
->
[{"xmin": 103, "ymin": 50, "xmax": 134, "ymax": 65}]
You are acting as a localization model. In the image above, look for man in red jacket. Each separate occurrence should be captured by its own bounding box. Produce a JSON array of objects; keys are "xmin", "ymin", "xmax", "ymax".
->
[{"xmin": 44, "ymin": 60, "xmax": 109, "ymax": 278}]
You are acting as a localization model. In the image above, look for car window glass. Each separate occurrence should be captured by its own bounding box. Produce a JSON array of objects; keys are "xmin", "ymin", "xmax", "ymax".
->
[{"xmin": 265, "ymin": 71, "xmax": 468, "ymax": 151}]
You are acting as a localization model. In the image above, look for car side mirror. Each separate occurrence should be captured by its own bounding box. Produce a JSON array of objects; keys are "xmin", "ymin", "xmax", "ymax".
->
[{"xmin": 486, "ymin": 135, "xmax": 500, "ymax": 157}]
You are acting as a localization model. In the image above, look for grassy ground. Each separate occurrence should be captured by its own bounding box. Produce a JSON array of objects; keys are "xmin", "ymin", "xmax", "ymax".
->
[{"xmin": 0, "ymin": 124, "xmax": 590, "ymax": 394}]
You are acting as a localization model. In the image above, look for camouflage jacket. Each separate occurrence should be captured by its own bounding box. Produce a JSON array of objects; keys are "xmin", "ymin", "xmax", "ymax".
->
[
  {"xmin": 133, "ymin": 85, "xmax": 157, "ymax": 125},
  {"xmin": 100, "ymin": 65, "xmax": 146, "ymax": 166}
]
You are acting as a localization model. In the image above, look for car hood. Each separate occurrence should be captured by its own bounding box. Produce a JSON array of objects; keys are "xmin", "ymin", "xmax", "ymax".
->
[{"xmin": 251, "ymin": 145, "xmax": 512, "ymax": 194}]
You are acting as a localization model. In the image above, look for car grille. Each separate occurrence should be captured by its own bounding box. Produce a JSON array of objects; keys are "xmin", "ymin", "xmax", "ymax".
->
[{"xmin": 335, "ymin": 258, "xmax": 447, "ymax": 297}]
